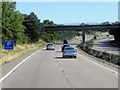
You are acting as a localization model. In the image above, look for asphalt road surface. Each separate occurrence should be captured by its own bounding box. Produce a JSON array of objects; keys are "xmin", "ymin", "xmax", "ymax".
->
[
  {"xmin": 1, "ymin": 43, "xmax": 118, "ymax": 88},
  {"xmin": 92, "ymin": 38, "xmax": 120, "ymax": 55}
]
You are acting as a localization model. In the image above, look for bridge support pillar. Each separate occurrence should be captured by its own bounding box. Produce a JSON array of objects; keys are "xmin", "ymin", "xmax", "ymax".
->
[{"xmin": 82, "ymin": 29, "xmax": 85, "ymax": 44}]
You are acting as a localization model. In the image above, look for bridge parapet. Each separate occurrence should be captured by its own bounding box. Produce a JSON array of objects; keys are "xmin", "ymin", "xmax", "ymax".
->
[{"xmin": 44, "ymin": 24, "xmax": 120, "ymax": 31}]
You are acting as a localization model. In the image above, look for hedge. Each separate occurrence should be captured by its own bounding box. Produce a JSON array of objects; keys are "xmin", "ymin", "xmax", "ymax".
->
[{"xmin": 78, "ymin": 42, "xmax": 120, "ymax": 66}]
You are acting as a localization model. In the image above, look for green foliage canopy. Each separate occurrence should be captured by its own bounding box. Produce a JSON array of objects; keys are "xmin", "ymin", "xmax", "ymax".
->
[
  {"xmin": 23, "ymin": 12, "xmax": 42, "ymax": 43},
  {"xmin": 2, "ymin": 2, "xmax": 26, "ymax": 44}
]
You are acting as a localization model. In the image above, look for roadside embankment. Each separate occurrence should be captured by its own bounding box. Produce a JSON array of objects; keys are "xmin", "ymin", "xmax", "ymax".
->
[
  {"xmin": 70, "ymin": 31, "xmax": 111, "ymax": 42},
  {"xmin": 78, "ymin": 38, "xmax": 120, "ymax": 66},
  {"xmin": 0, "ymin": 40, "xmax": 46, "ymax": 65}
]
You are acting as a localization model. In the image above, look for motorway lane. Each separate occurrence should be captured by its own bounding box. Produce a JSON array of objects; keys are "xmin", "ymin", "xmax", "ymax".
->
[
  {"xmin": 55, "ymin": 45, "xmax": 118, "ymax": 88},
  {"xmin": 2, "ymin": 47, "xmax": 69, "ymax": 88},
  {"xmin": 1, "ymin": 45, "xmax": 118, "ymax": 88}
]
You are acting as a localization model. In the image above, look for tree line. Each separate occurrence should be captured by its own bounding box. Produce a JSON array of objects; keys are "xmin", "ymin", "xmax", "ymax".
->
[
  {"xmin": 2, "ymin": 2, "xmax": 79, "ymax": 45},
  {"xmin": 1, "ymin": 2, "xmax": 120, "ymax": 46}
]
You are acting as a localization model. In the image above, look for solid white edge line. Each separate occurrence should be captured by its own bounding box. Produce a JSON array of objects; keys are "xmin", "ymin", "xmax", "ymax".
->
[
  {"xmin": 0, "ymin": 49, "xmax": 41, "ymax": 83},
  {"xmin": 78, "ymin": 53, "xmax": 118, "ymax": 74}
]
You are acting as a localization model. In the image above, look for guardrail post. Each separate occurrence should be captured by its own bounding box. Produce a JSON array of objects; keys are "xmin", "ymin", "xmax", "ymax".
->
[{"xmin": 82, "ymin": 29, "xmax": 85, "ymax": 44}]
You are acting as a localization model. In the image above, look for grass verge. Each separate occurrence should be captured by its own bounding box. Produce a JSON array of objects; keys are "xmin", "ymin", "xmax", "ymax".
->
[{"xmin": 0, "ymin": 40, "xmax": 46, "ymax": 65}]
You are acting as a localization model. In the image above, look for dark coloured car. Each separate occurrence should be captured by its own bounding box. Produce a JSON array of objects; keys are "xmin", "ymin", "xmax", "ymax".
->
[
  {"xmin": 61, "ymin": 44, "xmax": 70, "ymax": 52},
  {"xmin": 63, "ymin": 39, "xmax": 68, "ymax": 44}
]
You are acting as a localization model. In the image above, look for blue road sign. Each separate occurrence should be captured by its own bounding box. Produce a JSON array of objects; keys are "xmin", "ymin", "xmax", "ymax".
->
[{"xmin": 4, "ymin": 40, "xmax": 14, "ymax": 50}]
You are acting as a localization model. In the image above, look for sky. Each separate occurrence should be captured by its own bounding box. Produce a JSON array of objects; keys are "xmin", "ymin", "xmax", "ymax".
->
[
  {"xmin": 16, "ymin": 2, "xmax": 118, "ymax": 24},
  {"xmin": 118, "ymin": 1, "xmax": 120, "ymax": 22}
]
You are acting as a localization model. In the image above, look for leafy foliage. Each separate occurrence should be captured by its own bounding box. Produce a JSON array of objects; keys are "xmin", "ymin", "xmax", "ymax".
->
[
  {"xmin": 78, "ymin": 41, "xmax": 120, "ymax": 66},
  {"xmin": 23, "ymin": 12, "xmax": 42, "ymax": 43},
  {"xmin": 2, "ymin": 2, "xmax": 26, "ymax": 44},
  {"xmin": 2, "ymin": 1, "xmax": 80, "ymax": 45}
]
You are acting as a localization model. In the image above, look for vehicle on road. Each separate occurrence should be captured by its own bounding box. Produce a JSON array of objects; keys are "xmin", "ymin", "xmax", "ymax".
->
[
  {"xmin": 63, "ymin": 46, "xmax": 77, "ymax": 58},
  {"xmin": 46, "ymin": 43, "xmax": 55, "ymax": 50},
  {"xmin": 63, "ymin": 39, "xmax": 68, "ymax": 44},
  {"xmin": 61, "ymin": 44, "xmax": 70, "ymax": 52}
]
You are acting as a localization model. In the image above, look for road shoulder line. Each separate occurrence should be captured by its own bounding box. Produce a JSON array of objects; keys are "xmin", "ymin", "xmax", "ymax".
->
[
  {"xmin": 0, "ymin": 49, "xmax": 42, "ymax": 83},
  {"xmin": 78, "ymin": 52, "xmax": 118, "ymax": 74}
]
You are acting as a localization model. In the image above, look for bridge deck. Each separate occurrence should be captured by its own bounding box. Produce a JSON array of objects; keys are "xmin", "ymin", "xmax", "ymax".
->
[{"xmin": 44, "ymin": 24, "xmax": 120, "ymax": 31}]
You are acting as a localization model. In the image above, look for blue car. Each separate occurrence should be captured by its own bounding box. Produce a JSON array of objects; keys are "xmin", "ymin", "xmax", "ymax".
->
[
  {"xmin": 61, "ymin": 44, "xmax": 70, "ymax": 52},
  {"xmin": 63, "ymin": 46, "xmax": 77, "ymax": 58}
]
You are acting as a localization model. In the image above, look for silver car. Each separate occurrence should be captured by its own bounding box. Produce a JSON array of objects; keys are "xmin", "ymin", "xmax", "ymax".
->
[
  {"xmin": 63, "ymin": 46, "xmax": 77, "ymax": 58},
  {"xmin": 46, "ymin": 43, "xmax": 55, "ymax": 50}
]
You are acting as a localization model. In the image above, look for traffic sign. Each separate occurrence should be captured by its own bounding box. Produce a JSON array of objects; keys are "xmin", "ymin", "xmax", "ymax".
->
[{"xmin": 4, "ymin": 40, "xmax": 14, "ymax": 50}]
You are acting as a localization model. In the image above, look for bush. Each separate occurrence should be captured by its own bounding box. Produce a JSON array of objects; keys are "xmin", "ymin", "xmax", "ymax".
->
[
  {"xmin": 78, "ymin": 42, "xmax": 120, "ymax": 66},
  {"xmin": 116, "ymin": 57, "xmax": 120, "ymax": 65}
]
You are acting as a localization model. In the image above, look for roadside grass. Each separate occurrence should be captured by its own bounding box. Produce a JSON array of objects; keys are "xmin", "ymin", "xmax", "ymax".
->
[{"xmin": 0, "ymin": 40, "xmax": 46, "ymax": 65}]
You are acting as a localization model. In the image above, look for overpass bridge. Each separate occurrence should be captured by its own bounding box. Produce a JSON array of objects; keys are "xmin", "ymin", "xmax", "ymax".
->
[{"xmin": 44, "ymin": 24, "xmax": 120, "ymax": 43}]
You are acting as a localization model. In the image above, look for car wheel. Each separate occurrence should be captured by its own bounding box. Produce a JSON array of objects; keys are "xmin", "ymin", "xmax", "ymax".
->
[{"xmin": 74, "ymin": 56, "xmax": 77, "ymax": 58}]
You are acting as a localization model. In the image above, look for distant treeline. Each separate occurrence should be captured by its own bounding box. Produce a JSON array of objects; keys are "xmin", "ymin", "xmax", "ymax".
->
[
  {"xmin": 1, "ymin": 2, "xmax": 120, "ymax": 45},
  {"xmin": 2, "ymin": 2, "xmax": 79, "ymax": 45}
]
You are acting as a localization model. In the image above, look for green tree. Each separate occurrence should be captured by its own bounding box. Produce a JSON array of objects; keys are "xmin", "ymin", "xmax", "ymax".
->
[
  {"xmin": 23, "ymin": 12, "xmax": 42, "ymax": 43},
  {"xmin": 43, "ymin": 19, "xmax": 54, "ymax": 25},
  {"xmin": 42, "ymin": 19, "xmax": 55, "ymax": 42},
  {"xmin": 2, "ymin": 2, "xmax": 14, "ymax": 41},
  {"xmin": 2, "ymin": 2, "xmax": 26, "ymax": 44},
  {"xmin": 10, "ymin": 11, "xmax": 26, "ymax": 44}
]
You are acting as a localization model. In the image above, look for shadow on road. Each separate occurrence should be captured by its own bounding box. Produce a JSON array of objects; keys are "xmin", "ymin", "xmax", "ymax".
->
[
  {"xmin": 55, "ymin": 57, "xmax": 63, "ymax": 59},
  {"xmin": 55, "ymin": 56, "xmax": 75, "ymax": 59},
  {"xmin": 42, "ymin": 49, "xmax": 55, "ymax": 51},
  {"xmin": 56, "ymin": 51, "xmax": 62, "ymax": 53}
]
